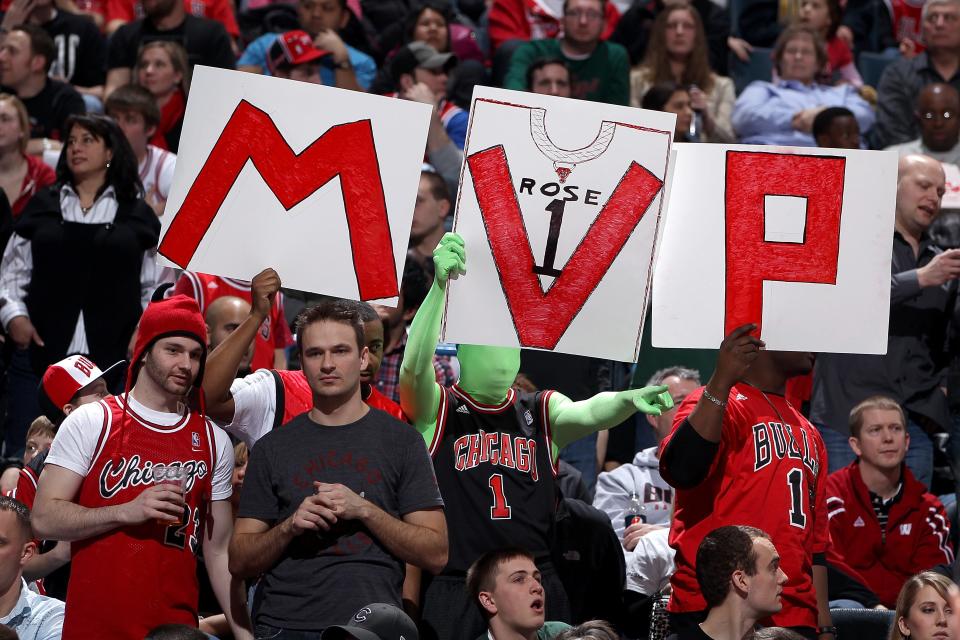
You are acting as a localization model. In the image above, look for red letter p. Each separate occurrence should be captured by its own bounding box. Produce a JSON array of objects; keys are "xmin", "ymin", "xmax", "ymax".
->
[{"xmin": 724, "ymin": 151, "xmax": 845, "ymax": 337}]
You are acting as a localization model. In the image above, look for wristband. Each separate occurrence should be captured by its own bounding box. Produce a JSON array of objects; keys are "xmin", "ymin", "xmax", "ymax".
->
[
  {"xmin": 818, "ymin": 626, "xmax": 838, "ymax": 638},
  {"xmin": 701, "ymin": 387, "xmax": 728, "ymax": 408}
]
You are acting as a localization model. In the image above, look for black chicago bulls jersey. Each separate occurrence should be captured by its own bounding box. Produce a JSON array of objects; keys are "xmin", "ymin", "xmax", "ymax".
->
[{"xmin": 430, "ymin": 384, "xmax": 557, "ymax": 572}]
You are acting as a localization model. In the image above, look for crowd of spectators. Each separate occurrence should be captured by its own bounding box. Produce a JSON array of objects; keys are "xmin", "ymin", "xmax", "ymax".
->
[{"xmin": 0, "ymin": 0, "xmax": 955, "ymax": 638}]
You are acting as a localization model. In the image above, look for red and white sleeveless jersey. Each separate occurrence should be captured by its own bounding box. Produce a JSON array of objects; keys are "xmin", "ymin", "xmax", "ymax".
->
[{"xmin": 50, "ymin": 395, "xmax": 226, "ymax": 639}]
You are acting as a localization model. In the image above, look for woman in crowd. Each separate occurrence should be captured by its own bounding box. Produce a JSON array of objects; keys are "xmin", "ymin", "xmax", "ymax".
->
[
  {"xmin": 732, "ymin": 24, "xmax": 874, "ymax": 146},
  {"xmin": 889, "ymin": 572, "xmax": 956, "ymax": 640},
  {"xmin": 630, "ymin": 2, "xmax": 735, "ymax": 143},
  {"xmin": 0, "ymin": 95, "xmax": 54, "ymax": 217},
  {"xmin": 0, "ymin": 114, "xmax": 159, "ymax": 456},
  {"xmin": 797, "ymin": 0, "xmax": 863, "ymax": 86},
  {"xmin": 135, "ymin": 41, "xmax": 190, "ymax": 153},
  {"xmin": 641, "ymin": 83, "xmax": 696, "ymax": 142},
  {"xmin": 405, "ymin": 0, "xmax": 483, "ymax": 63}
]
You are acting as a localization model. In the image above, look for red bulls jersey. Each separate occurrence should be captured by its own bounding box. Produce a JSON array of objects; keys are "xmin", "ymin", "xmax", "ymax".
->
[
  {"xmin": 660, "ymin": 384, "xmax": 829, "ymax": 630},
  {"xmin": 62, "ymin": 395, "xmax": 218, "ymax": 639},
  {"xmin": 174, "ymin": 272, "xmax": 293, "ymax": 372}
]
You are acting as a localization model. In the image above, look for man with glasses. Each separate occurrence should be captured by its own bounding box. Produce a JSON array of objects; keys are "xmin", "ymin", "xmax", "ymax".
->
[
  {"xmin": 876, "ymin": 0, "xmax": 960, "ymax": 147},
  {"xmin": 887, "ymin": 83, "xmax": 960, "ymax": 163},
  {"xmin": 503, "ymin": 0, "xmax": 630, "ymax": 105}
]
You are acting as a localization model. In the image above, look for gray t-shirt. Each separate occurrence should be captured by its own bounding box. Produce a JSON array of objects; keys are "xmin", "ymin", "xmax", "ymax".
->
[{"xmin": 239, "ymin": 408, "xmax": 444, "ymax": 630}]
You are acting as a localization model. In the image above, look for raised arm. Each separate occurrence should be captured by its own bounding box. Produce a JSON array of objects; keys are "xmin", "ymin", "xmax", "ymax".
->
[
  {"xmin": 548, "ymin": 386, "xmax": 672, "ymax": 454},
  {"xmin": 400, "ymin": 233, "xmax": 465, "ymax": 444},
  {"xmin": 203, "ymin": 269, "xmax": 281, "ymax": 423}
]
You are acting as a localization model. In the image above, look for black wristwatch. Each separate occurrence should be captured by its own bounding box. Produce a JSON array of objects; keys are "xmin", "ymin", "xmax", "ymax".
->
[
  {"xmin": 818, "ymin": 625, "xmax": 838, "ymax": 638},
  {"xmin": 333, "ymin": 59, "xmax": 351, "ymax": 70}
]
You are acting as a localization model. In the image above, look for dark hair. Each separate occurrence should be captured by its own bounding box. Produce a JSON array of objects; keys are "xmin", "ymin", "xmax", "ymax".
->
[
  {"xmin": 525, "ymin": 57, "xmax": 570, "ymax": 91},
  {"xmin": 812, "ymin": 106, "xmax": 855, "ymax": 139},
  {"xmin": 696, "ymin": 525, "xmax": 770, "ymax": 608},
  {"xmin": 773, "ymin": 24, "xmax": 828, "ymax": 78},
  {"xmin": 105, "ymin": 83, "xmax": 161, "ymax": 129},
  {"xmin": 12, "ymin": 24, "xmax": 56, "ymax": 72},
  {"xmin": 405, "ymin": 1, "xmax": 452, "ymax": 50},
  {"xmin": 421, "ymin": 170, "xmax": 450, "ymax": 203},
  {"xmin": 56, "ymin": 114, "xmax": 144, "ymax": 203},
  {"xmin": 0, "ymin": 496, "xmax": 31, "ymax": 542},
  {"xmin": 145, "ymin": 624, "xmax": 208, "ymax": 640},
  {"xmin": 563, "ymin": 0, "xmax": 607, "ymax": 12},
  {"xmin": 295, "ymin": 299, "xmax": 366, "ymax": 353},
  {"xmin": 641, "ymin": 82, "xmax": 688, "ymax": 111},
  {"xmin": 355, "ymin": 300, "xmax": 380, "ymax": 325},
  {"xmin": 466, "ymin": 548, "xmax": 536, "ymax": 616},
  {"xmin": 400, "ymin": 254, "xmax": 432, "ymax": 313},
  {"xmin": 640, "ymin": 3, "xmax": 715, "ymax": 93}
]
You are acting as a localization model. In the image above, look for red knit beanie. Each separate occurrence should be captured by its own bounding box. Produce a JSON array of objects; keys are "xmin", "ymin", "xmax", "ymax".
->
[{"xmin": 129, "ymin": 294, "xmax": 208, "ymax": 387}]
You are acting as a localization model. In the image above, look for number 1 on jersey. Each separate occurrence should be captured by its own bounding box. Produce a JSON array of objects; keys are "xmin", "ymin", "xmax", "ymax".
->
[
  {"xmin": 787, "ymin": 468, "xmax": 807, "ymax": 528},
  {"xmin": 488, "ymin": 473, "xmax": 512, "ymax": 519}
]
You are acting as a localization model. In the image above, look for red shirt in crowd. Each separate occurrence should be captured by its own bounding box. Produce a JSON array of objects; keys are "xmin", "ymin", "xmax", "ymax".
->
[
  {"xmin": 11, "ymin": 155, "xmax": 55, "ymax": 217},
  {"xmin": 106, "ymin": 0, "xmax": 239, "ymax": 36},
  {"xmin": 826, "ymin": 462, "xmax": 953, "ymax": 607},
  {"xmin": 661, "ymin": 385, "xmax": 829, "ymax": 630},
  {"xmin": 173, "ymin": 272, "xmax": 294, "ymax": 373}
]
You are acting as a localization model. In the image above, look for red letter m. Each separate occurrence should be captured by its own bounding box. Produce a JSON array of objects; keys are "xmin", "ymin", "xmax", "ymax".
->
[{"xmin": 159, "ymin": 100, "xmax": 398, "ymax": 301}]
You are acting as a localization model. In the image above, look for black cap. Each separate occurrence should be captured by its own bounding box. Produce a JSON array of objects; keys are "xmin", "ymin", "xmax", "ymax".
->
[{"xmin": 320, "ymin": 603, "xmax": 418, "ymax": 640}]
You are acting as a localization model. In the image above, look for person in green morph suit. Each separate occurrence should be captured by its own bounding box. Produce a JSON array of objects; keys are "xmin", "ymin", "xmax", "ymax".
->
[{"xmin": 400, "ymin": 232, "xmax": 673, "ymax": 639}]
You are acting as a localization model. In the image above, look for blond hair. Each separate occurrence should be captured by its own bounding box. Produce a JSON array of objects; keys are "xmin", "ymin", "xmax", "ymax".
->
[
  {"xmin": 0, "ymin": 93, "xmax": 30, "ymax": 154},
  {"xmin": 848, "ymin": 395, "xmax": 906, "ymax": 438},
  {"xmin": 889, "ymin": 572, "xmax": 956, "ymax": 640},
  {"xmin": 25, "ymin": 416, "xmax": 55, "ymax": 443}
]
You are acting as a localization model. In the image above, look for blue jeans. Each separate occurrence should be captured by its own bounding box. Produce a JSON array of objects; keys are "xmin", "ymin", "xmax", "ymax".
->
[
  {"xmin": 816, "ymin": 420, "xmax": 934, "ymax": 488},
  {"xmin": 253, "ymin": 624, "xmax": 323, "ymax": 640},
  {"xmin": 4, "ymin": 349, "xmax": 39, "ymax": 458}
]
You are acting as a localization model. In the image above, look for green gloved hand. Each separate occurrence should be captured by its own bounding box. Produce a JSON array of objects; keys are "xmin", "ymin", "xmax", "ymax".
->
[
  {"xmin": 433, "ymin": 232, "xmax": 466, "ymax": 287},
  {"xmin": 629, "ymin": 385, "xmax": 673, "ymax": 416}
]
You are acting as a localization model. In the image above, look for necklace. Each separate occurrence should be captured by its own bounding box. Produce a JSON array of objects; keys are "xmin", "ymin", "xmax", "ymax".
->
[{"xmin": 528, "ymin": 108, "xmax": 616, "ymax": 183}]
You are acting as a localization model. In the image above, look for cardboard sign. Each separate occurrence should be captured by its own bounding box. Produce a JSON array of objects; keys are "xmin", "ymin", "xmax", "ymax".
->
[
  {"xmin": 441, "ymin": 87, "xmax": 676, "ymax": 361},
  {"xmin": 158, "ymin": 66, "xmax": 432, "ymax": 304},
  {"xmin": 652, "ymin": 144, "xmax": 898, "ymax": 354}
]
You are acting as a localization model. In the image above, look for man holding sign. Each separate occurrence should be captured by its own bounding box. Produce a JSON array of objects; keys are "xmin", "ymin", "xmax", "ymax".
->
[
  {"xmin": 659, "ymin": 325, "xmax": 832, "ymax": 640},
  {"xmin": 400, "ymin": 232, "xmax": 673, "ymax": 639}
]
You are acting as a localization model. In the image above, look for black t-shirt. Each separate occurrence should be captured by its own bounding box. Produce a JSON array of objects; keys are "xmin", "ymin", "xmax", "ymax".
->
[
  {"xmin": 14, "ymin": 79, "xmax": 85, "ymax": 140},
  {"xmin": 44, "ymin": 10, "xmax": 106, "ymax": 87},
  {"xmin": 667, "ymin": 626, "xmax": 716, "ymax": 640},
  {"xmin": 238, "ymin": 408, "xmax": 444, "ymax": 631},
  {"xmin": 106, "ymin": 14, "xmax": 235, "ymax": 71}
]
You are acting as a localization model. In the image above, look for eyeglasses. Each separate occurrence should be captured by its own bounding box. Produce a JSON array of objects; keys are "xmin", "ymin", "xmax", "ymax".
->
[
  {"xmin": 922, "ymin": 110, "xmax": 955, "ymax": 120},
  {"xmin": 666, "ymin": 20, "xmax": 696, "ymax": 31},
  {"xmin": 565, "ymin": 8, "xmax": 603, "ymax": 20},
  {"xmin": 783, "ymin": 47, "xmax": 816, "ymax": 58}
]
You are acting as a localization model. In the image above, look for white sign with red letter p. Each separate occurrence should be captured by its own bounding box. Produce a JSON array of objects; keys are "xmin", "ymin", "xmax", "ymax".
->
[{"xmin": 652, "ymin": 143, "xmax": 897, "ymax": 354}]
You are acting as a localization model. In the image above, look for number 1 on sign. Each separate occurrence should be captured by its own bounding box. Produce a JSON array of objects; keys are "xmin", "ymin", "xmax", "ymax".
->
[{"xmin": 488, "ymin": 473, "xmax": 512, "ymax": 519}]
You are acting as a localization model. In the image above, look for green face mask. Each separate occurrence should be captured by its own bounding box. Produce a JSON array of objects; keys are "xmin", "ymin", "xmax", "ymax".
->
[{"xmin": 455, "ymin": 344, "xmax": 522, "ymax": 404}]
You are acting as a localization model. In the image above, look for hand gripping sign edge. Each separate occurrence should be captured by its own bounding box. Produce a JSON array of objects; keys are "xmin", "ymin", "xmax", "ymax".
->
[
  {"xmin": 466, "ymin": 144, "xmax": 664, "ymax": 351},
  {"xmin": 158, "ymin": 99, "xmax": 398, "ymax": 301}
]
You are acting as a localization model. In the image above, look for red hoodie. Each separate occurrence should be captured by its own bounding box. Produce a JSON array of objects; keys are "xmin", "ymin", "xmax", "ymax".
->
[{"xmin": 826, "ymin": 462, "xmax": 953, "ymax": 607}]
